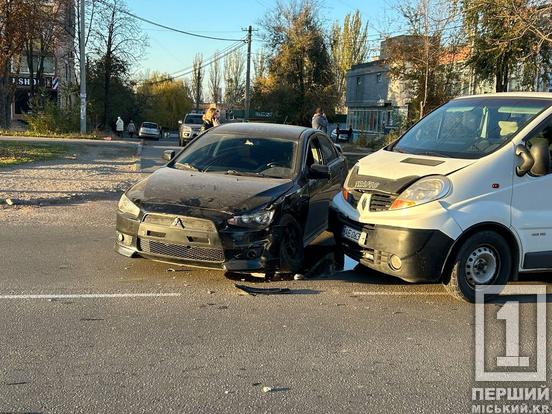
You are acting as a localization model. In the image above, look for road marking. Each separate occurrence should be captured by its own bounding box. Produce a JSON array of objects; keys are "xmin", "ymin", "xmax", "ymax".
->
[
  {"xmin": 352, "ymin": 291, "xmax": 449, "ymax": 296},
  {"xmin": 0, "ymin": 293, "xmax": 181, "ymax": 299}
]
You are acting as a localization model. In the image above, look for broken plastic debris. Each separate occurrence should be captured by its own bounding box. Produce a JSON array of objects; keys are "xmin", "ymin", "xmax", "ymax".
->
[
  {"xmin": 261, "ymin": 386, "xmax": 273, "ymax": 393},
  {"xmin": 234, "ymin": 284, "xmax": 291, "ymax": 296},
  {"xmin": 293, "ymin": 273, "xmax": 304, "ymax": 280},
  {"xmin": 207, "ymin": 290, "xmax": 215, "ymax": 294},
  {"xmin": 5, "ymin": 198, "xmax": 14, "ymax": 206}
]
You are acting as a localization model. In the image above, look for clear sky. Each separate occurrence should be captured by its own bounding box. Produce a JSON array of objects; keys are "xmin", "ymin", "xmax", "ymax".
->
[{"xmin": 128, "ymin": 0, "xmax": 401, "ymax": 79}]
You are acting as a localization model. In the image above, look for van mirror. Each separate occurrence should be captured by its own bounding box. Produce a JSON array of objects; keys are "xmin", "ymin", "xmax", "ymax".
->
[
  {"xmin": 163, "ymin": 150, "xmax": 175, "ymax": 161},
  {"xmin": 528, "ymin": 140, "xmax": 550, "ymax": 177},
  {"xmin": 515, "ymin": 144, "xmax": 534, "ymax": 176}
]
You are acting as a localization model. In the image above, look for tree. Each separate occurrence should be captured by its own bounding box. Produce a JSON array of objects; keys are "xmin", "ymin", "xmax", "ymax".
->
[
  {"xmin": 0, "ymin": 0, "xmax": 26, "ymax": 128},
  {"xmin": 330, "ymin": 10, "xmax": 369, "ymax": 112},
  {"xmin": 191, "ymin": 53, "xmax": 204, "ymax": 110},
  {"xmin": 208, "ymin": 51, "xmax": 221, "ymax": 104},
  {"xmin": 463, "ymin": 0, "xmax": 552, "ymax": 92},
  {"xmin": 224, "ymin": 49, "xmax": 245, "ymax": 109},
  {"xmin": 137, "ymin": 73, "xmax": 193, "ymax": 129},
  {"xmin": 253, "ymin": 48, "xmax": 267, "ymax": 81},
  {"xmin": 88, "ymin": 0, "xmax": 146, "ymax": 128},
  {"xmin": 386, "ymin": 0, "xmax": 463, "ymax": 119},
  {"xmin": 256, "ymin": 0, "xmax": 336, "ymax": 125}
]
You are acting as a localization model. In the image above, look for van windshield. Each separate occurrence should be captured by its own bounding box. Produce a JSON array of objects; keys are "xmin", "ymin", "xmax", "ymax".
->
[{"xmin": 391, "ymin": 98, "xmax": 552, "ymax": 159}]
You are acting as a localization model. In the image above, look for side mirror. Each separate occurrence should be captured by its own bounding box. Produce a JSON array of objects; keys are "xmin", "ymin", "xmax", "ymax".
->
[
  {"xmin": 163, "ymin": 150, "xmax": 175, "ymax": 161},
  {"xmin": 309, "ymin": 163, "xmax": 330, "ymax": 179},
  {"xmin": 528, "ymin": 140, "xmax": 550, "ymax": 177},
  {"xmin": 516, "ymin": 144, "xmax": 534, "ymax": 176}
]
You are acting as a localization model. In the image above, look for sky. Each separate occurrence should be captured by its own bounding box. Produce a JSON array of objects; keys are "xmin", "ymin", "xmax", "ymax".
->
[{"xmin": 128, "ymin": 0, "xmax": 401, "ymax": 79}]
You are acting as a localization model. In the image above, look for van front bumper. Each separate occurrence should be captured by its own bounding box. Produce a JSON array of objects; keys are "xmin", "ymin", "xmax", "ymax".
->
[{"xmin": 330, "ymin": 209, "xmax": 454, "ymax": 283}]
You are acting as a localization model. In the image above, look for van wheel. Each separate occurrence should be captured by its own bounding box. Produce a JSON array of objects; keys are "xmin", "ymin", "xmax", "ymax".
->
[
  {"xmin": 445, "ymin": 231, "xmax": 511, "ymax": 302},
  {"xmin": 278, "ymin": 215, "xmax": 304, "ymax": 274}
]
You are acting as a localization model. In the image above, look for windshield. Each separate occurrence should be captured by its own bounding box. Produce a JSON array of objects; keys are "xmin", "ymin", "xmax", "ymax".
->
[
  {"xmin": 184, "ymin": 115, "xmax": 203, "ymax": 125},
  {"xmin": 142, "ymin": 122, "xmax": 158, "ymax": 129},
  {"xmin": 172, "ymin": 133, "xmax": 297, "ymax": 179},
  {"xmin": 392, "ymin": 98, "xmax": 552, "ymax": 159}
]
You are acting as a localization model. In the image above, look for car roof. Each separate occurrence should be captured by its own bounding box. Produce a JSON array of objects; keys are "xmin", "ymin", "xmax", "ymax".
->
[
  {"xmin": 454, "ymin": 92, "xmax": 552, "ymax": 101},
  {"xmin": 211, "ymin": 122, "xmax": 311, "ymax": 141}
]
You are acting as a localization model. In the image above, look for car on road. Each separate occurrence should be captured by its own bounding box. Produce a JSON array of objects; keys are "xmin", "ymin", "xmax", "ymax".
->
[
  {"xmin": 330, "ymin": 92, "xmax": 552, "ymax": 302},
  {"xmin": 179, "ymin": 113, "xmax": 204, "ymax": 146},
  {"xmin": 139, "ymin": 122, "xmax": 161, "ymax": 140},
  {"xmin": 116, "ymin": 122, "xmax": 347, "ymax": 275},
  {"xmin": 330, "ymin": 128, "xmax": 355, "ymax": 142}
]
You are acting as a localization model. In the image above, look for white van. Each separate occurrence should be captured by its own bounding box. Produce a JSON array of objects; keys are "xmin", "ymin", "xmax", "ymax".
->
[{"xmin": 330, "ymin": 93, "xmax": 552, "ymax": 302}]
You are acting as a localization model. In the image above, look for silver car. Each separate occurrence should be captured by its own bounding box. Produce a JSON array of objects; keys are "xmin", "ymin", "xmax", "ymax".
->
[
  {"xmin": 139, "ymin": 122, "xmax": 161, "ymax": 140},
  {"xmin": 179, "ymin": 113, "xmax": 204, "ymax": 146}
]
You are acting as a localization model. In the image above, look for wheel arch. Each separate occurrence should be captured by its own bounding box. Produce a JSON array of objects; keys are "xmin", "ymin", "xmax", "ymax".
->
[{"xmin": 441, "ymin": 222, "xmax": 521, "ymax": 282}]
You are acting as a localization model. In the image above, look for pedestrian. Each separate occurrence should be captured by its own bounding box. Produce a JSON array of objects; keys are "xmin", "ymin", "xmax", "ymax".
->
[
  {"xmin": 201, "ymin": 106, "xmax": 218, "ymax": 132},
  {"xmin": 336, "ymin": 125, "xmax": 340, "ymax": 141},
  {"xmin": 348, "ymin": 125, "xmax": 353, "ymax": 139},
  {"xmin": 312, "ymin": 107, "xmax": 328, "ymax": 133},
  {"xmin": 116, "ymin": 116, "xmax": 124, "ymax": 138},
  {"xmin": 127, "ymin": 120, "xmax": 136, "ymax": 138}
]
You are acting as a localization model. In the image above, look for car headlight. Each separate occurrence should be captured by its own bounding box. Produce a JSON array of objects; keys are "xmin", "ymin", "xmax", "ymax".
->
[
  {"xmin": 390, "ymin": 175, "xmax": 451, "ymax": 210},
  {"xmin": 118, "ymin": 193, "xmax": 140, "ymax": 218},
  {"xmin": 227, "ymin": 210, "xmax": 275, "ymax": 228}
]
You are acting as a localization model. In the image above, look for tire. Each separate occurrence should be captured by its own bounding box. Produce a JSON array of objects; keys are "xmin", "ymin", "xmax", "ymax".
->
[
  {"xmin": 445, "ymin": 231, "xmax": 512, "ymax": 302},
  {"xmin": 277, "ymin": 215, "xmax": 305, "ymax": 274}
]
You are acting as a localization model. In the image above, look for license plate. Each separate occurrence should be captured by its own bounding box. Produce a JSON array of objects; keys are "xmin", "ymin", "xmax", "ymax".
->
[{"xmin": 342, "ymin": 225, "xmax": 365, "ymax": 244}]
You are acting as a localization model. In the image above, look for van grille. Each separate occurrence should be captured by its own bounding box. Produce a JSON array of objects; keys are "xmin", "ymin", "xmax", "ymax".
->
[
  {"xmin": 139, "ymin": 239, "xmax": 225, "ymax": 262},
  {"xmin": 349, "ymin": 190, "xmax": 397, "ymax": 212}
]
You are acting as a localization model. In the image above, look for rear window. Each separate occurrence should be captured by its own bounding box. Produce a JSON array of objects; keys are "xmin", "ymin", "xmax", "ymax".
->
[
  {"xmin": 184, "ymin": 115, "xmax": 203, "ymax": 125},
  {"xmin": 142, "ymin": 122, "xmax": 158, "ymax": 129}
]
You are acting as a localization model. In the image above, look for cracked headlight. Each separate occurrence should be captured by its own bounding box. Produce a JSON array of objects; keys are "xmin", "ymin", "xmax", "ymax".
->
[
  {"xmin": 390, "ymin": 175, "xmax": 451, "ymax": 210},
  {"xmin": 118, "ymin": 193, "xmax": 140, "ymax": 218},
  {"xmin": 227, "ymin": 210, "xmax": 275, "ymax": 228}
]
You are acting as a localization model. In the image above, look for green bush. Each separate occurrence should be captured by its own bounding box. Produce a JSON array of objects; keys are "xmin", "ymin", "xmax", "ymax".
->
[{"xmin": 25, "ymin": 101, "xmax": 80, "ymax": 134}]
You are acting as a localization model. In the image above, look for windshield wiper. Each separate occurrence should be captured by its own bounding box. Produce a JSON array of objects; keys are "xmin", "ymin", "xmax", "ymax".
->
[{"xmin": 175, "ymin": 163, "xmax": 199, "ymax": 171}]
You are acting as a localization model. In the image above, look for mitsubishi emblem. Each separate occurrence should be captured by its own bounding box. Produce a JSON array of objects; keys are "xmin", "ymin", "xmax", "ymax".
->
[{"xmin": 171, "ymin": 218, "xmax": 185, "ymax": 229}]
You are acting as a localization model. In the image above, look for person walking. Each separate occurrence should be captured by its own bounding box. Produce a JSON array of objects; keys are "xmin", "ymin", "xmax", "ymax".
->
[
  {"xmin": 127, "ymin": 120, "xmax": 136, "ymax": 138},
  {"xmin": 312, "ymin": 107, "xmax": 328, "ymax": 133},
  {"xmin": 201, "ymin": 106, "xmax": 219, "ymax": 132},
  {"xmin": 116, "ymin": 116, "xmax": 124, "ymax": 138}
]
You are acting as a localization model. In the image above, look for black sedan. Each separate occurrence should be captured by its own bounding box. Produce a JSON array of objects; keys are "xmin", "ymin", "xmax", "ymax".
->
[{"xmin": 115, "ymin": 123, "xmax": 347, "ymax": 275}]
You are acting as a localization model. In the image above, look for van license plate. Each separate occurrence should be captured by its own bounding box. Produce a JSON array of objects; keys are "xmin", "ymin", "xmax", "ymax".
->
[{"xmin": 342, "ymin": 226, "xmax": 365, "ymax": 244}]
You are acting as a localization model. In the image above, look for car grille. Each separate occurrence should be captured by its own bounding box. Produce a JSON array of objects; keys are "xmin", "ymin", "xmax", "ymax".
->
[
  {"xmin": 349, "ymin": 190, "xmax": 397, "ymax": 212},
  {"xmin": 139, "ymin": 239, "xmax": 225, "ymax": 262},
  {"xmin": 143, "ymin": 214, "xmax": 217, "ymax": 232}
]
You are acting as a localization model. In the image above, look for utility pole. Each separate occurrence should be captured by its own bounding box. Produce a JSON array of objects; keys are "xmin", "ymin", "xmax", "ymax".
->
[
  {"xmin": 79, "ymin": 0, "xmax": 86, "ymax": 134},
  {"xmin": 244, "ymin": 25, "xmax": 252, "ymax": 121}
]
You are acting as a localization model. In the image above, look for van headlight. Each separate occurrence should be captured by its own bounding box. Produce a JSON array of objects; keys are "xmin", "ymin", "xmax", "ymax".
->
[
  {"xmin": 390, "ymin": 175, "xmax": 451, "ymax": 210},
  {"xmin": 227, "ymin": 210, "xmax": 275, "ymax": 228},
  {"xmin": 118, "ymin": 193, "xmax": 140, "ymax": 218}
]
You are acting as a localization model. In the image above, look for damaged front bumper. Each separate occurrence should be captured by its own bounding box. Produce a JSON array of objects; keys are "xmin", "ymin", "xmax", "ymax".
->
[{"xmin": 115, "ymin": 212, "xmax": 284, "ymax": 272}]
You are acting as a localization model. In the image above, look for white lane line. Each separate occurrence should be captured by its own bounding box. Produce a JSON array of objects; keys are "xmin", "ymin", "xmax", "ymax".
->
[
  {"xmin": 352, "ymin": 291, "xmax": 449, "ymax": 296},
  {"xmin": 0, "ymin": 293, "xmax": 181, "ymax": 299}
]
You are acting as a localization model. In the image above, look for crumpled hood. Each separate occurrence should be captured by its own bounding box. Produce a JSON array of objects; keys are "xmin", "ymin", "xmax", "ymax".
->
[
  {"xmin": 349, "ymin": 149, "xmax": 476, "ymax": 193},
  {"xmin": 127, "ymin": 167, "xmax": 294, "ymax": 215}
]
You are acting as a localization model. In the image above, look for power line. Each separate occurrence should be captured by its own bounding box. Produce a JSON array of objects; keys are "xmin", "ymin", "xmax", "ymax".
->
[{"xmin": 95, "ymin": 0, "xmax": 246, "ymax": 42}]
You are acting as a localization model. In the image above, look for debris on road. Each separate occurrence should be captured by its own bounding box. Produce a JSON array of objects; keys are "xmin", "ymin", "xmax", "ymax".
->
[
  {"xmin": 234, "ymin": 284, "xmax": 291, "ymax": 296},
  {"xmin": 293, "ymin": 273, "xmax": 305, "ymax": 280},
  {"xmin": 207, "ymin": 290, "xmax": 215, "ymax": 294},
  {"xmin": 5, "ymin": 198, "xmax": 14, "ymax": 206},
  {"xmin": 261, "ymin": 386, "xmax": 273, "ymax": 393}
]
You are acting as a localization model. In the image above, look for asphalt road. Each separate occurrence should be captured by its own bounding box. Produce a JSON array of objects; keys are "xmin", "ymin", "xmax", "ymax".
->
[{"xmin": 1, "ymin": 199, "xmax": 550, "ymax": 413}]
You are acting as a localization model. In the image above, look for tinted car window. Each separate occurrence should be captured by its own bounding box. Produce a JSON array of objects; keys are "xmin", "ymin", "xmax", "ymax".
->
[
  {"xmin": 318, "ymin": 135, "xmax": 338, "ymax": 163},
  {"xmin": 392, "ymin": 98, "xmax": 552, "ymax": 159},
  {"xmin": 184, "ymin": 115, "xmax": 203, "ymax": 124},
  {"xmin": 142, "ymin": 122, "xmax": 158, "ymax": 129},
  {"xmin": 173, "ymin": 133, "xmax": 297, "ymax": 179}
]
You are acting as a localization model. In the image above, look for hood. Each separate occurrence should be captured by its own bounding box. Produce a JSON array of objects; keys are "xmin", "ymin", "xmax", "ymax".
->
[
  {"xmin": 349, "ymin": 149, "xmax": 475, "ymax": 194},
  {"xmin": 184, "ymin": 123, "xmax": 202, "ymax": 131},
  {"xmin": 127, "ymin": 167, "xmax": 294, "ymax": 215}
]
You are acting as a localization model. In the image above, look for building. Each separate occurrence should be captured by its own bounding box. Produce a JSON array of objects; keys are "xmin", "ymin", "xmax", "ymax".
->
[{"xmin": 9, "ymin": 0, "xmax": 76, "ymax": 123}]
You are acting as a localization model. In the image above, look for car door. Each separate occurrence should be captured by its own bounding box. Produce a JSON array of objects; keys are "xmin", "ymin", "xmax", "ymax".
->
[
  {"xmin": 303, "ymin": 135, "xmax": 331, "ymax": 241},
  {"xmin": 317, "ymin": 134, "xmax": 347, "ymax": 195},
  {"xmin": 511, "ymin": 115, "xmax": 552, "ymax": 270}
]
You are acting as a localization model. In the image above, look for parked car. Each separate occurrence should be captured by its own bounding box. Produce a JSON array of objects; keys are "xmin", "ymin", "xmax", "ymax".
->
[
  {"xmin": 116, "ymin": 122, "xmax": 347, "ymax": 275},
  {"xmin": 330, "ymin": 92, "xmax": 552, "ymax": 302},
  {"xmin": 330, "ymin": 128, "xmax": 359, "ymax": 142},
  {"xmin": 139, "ymin": 122, "xmax": 161, "ymax": 140},
  {"xmin": 179, "ymin": 112, "xmax": 204, "ymax": 146}
]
